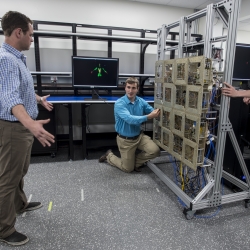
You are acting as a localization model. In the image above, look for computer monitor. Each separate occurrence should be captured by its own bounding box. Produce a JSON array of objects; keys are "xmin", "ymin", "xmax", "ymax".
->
[
  {"xmin": 233, "ymin": 43, "xmax": 250, "ymax": 81},
  {"xmin": 72, "ymin": 56, "xmax": 119, "ymax": 100}
]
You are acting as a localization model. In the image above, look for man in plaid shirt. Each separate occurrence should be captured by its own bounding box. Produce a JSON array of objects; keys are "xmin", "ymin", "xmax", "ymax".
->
[{"xmin": 0, "ymin": 11, "xmax": 55, "ymax": 246}]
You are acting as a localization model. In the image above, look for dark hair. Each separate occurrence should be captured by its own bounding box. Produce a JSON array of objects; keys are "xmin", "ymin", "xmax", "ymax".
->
[
  {"xmin": 1, "ymin": 11, "xmax": 32, "ymax": 36},
  {"xmin": 125, "ymin": 77, "xmax": 139, "ymax": 88}
]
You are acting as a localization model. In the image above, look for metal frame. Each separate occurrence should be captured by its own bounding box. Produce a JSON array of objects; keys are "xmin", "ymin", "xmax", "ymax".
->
[
  {"xmin": 1, "ymin": 18, "xmax": 204, "ymax": 95},
  {"xmin": 0, "ymin": 21, "xmax": 183, "ymax": 96},
  {"xmin": 150, "ymin": 0, "xmax": 250, "ymax": 218}
]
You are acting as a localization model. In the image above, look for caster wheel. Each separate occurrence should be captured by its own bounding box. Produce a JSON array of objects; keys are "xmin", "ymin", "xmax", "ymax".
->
[
  {"xmin": 183, "ymin": 208, "xmax": 195, "ymax": 220},
  {"xmin": 185, "ymin": 212, "xmax": 194, "ymax": 220}
]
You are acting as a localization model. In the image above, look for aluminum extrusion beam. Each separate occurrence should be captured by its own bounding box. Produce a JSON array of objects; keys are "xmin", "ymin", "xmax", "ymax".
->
[
  {"xmin": 215, "ymin": 1, "xmax": 230, "ymax": 28},
  {"xmin": 183, "ymin": 40, "xmax": 204, "ymax": 48},
  {"xmin": 157, "ymin": 24, "xmax": 169, "ymax": 60},
  {"xmin": 186, "ymin": 9, "xmax": 207, "ymax": 22},
  {"xmin": 178, "ymin": 17, "xmax": 186, "ymax": 58},
  {"xmin": 191, "ymin": 199, "xmax": 210, "ymax": 210},
  {"xmin": 222, "ymin": 170, "xmax": 249, "ymax": 191},
  {"xmin": 192, "ymin": 191, "xmax": 250, "ymax": 210},
  {"xmin": 147, "ymin": 161, "xmax": 192, "ymax": 206},
  {"xmin": 166, "ymin": 9, "xmax": 207, "ymax": 30},
  {"xmin": 211, "ymin": 35, "xmax": 227, "ymax": 43},
  {"xmin": 191, "ymin": 179, "xmax": 215, "ymax": 204},
  {"xmin": 203, "ymin": 4, "xmax": 214, "ymax": 58},
  {"xmin": 228, "ymin": 129, "xmax": 250, "ymax": 186},
  {"xmin": 212, "ymin": 0, "xmax": 241, "ymax": 195},
  {"xmin": 166, "ymin": 21, "xmax": 180, "ymax": 30},
  {"xmin": 166, "ymin": 45, "xmax": 179, "ymax": 51},
  {"xmin": 221, "ymin": 192, "xmax": 250, "ymax": 204},
  {"xmin": 186, "ymin": 21, "xmax": 191, "ymax": 44},
  {"xmin": 31, "ymin": 30, "xmax": 179, "ymax": 45}
]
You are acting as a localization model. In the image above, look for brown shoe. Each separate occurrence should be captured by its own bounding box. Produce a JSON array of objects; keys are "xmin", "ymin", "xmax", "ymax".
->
[{"xmin": 99, "ymin": 149, "xmax": 112, "ymax": 162}]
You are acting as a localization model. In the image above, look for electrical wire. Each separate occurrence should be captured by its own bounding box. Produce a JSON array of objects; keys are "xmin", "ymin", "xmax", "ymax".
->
[{"xmin": 93, "ymin": 89, "xmax": 114, "ymax": 107}]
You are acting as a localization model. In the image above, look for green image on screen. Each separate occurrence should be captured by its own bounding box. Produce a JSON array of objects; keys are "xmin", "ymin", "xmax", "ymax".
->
[{"xmin": 91, "ymin": 63, "xmax": 108, "ymax": 77}]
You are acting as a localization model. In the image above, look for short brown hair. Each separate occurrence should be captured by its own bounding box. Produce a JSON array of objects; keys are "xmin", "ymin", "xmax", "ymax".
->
[
  {"xmin": 1, "ymin": 11, "xmax": 32, "ymax": 36},
  {"xmin": 125, "ymin": 77, "xmax": 139, "ymax": 88}
]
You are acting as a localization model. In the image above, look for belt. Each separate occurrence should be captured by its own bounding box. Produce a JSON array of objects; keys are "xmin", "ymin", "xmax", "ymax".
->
[
  {"xmin": 1, "ymin": 119, "xmax": 20, "ymax": 123},
  {"xmin": 118, "ymin": 133, "xmax": 141, "ymax": 140}
]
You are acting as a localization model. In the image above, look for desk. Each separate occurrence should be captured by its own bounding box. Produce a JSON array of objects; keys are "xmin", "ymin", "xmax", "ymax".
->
[{"xmin": 48, "ymin": 95, "xmax": 154, "ymax": 160}]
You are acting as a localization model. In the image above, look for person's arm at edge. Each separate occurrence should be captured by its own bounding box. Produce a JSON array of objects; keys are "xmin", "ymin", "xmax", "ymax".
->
[{"xmin": 222, "ymin": 82, "xmax": 250, "ymax": 98}]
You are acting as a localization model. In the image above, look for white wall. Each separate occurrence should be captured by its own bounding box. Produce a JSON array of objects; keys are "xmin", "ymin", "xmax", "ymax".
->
[{"xmin": 0, "ymin": 0, "xmax": 193, "ymax": 30}]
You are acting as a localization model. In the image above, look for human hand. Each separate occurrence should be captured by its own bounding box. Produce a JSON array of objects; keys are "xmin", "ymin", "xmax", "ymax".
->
[
  {"xmin": 29, "ymin": 119, "xmax": 55, "ymax": 147},
  {"xmin": 221, "ymin": 82, "xmax": 238, "ymax": 97},
  {"xmin": 40, "ymin": 95, "xmax": 53, "ymax": 111},
  {"xmin": 243, "ymin": 97, "xmax": 250, "ymax": 105},
  {"xmin": 147, "ymin": 109, "xmax": 160, "ymax": 119}
]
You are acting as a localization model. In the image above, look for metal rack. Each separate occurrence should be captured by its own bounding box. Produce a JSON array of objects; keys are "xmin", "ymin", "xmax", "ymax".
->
[
  {"xmin": 0, "ymin": 20, "xmax": 203, "ymax": 96},
  {"xmin": 1, "ymin": 21, "xmax": 199, "ymax": 95},
  {"xmin": 149, "ymin": 0, "xmax": 250, "ymax": 219},
  {"xmin": 30, "ymin": 21, "xmax": 160, "ymax": 96}
]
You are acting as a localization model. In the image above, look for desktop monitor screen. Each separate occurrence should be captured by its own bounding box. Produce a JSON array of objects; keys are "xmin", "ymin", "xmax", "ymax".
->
[
  {"xmin": 233, "ymin": 44, "xmax": 250, "ymax": 81},
  {"xmin": 72, "ymin": 56, "xmax": 119, "ymax": 88}
]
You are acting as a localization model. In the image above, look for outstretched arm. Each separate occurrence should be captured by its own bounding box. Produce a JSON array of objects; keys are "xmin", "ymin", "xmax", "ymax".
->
[
  {"xmin": 91, "ymin": 67, "xmax": 98, "ymax": 73},
  {"xmin": 36, "ymin": 94, "xmax": 53, "ymax": 111},
  {"xmin": 102, "ymin": 68, "xmax": 108, "ymax": 74}
]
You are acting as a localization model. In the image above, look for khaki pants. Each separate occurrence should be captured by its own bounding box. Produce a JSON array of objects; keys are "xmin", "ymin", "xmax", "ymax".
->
[
  {"xmin": 107, "ymin": 133, "xmax": 160, "ymax": 173},
  {"xmin": 0, "ymin": 120, "xmax": 34, "ymax": 238}
]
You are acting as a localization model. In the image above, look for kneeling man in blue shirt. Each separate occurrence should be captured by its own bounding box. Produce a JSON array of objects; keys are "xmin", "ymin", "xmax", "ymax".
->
[{"xmin": 99, "ymin": 77, "xmax": 160, "ymax": 172}]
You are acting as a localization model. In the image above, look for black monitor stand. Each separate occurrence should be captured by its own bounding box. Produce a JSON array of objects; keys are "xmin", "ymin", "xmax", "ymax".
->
[{"xmin": 84, "ymin": 89, "xmax": 107, "ymax": 101}]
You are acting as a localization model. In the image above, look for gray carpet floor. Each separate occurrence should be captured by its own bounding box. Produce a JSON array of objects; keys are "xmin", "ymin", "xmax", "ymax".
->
[{"xmin": 1, "ymin": 147, "xmax": 250, "ymax": 250}]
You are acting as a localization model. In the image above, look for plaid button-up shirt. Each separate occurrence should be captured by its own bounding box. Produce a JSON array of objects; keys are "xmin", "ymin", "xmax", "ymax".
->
[{"xmin": 0, "ymin": 42, "xmax": 38, "ymax": 121}]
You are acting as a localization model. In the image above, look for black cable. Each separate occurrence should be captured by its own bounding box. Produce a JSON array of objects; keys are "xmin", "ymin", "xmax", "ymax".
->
[{"xmin": 93, "ymin": 89, "xmax": 113, "ymax": 107}]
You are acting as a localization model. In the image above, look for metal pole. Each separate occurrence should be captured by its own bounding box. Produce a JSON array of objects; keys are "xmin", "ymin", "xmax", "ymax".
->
[
  {"xmin": 178, "ymin": 17, "xmax": 186, "ymax": 58},
  {"xmin": 157, "ymin": 24, "xmax": 168, "ymax": 60},
  {"xmin": 203, "ymin": 4, "xmax": 214, "ymax": 58},
  {"xmin": 211, "ymin": 0, "xmax": 242, "ymax": 203}
]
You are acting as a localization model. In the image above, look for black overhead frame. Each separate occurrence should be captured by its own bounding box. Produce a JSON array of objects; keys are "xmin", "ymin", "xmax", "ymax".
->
[
  {"xmin": 1, "ymin": 20, "xmax": 203, "ymax": 95},
  {"xmin": 31, "ymin": 20, "xmax": 158, "ymax": 95},
  {"xmin": 0, "ymin": 20, "xmax": 204, "ymax": 95},
  {"xmin": 30, "ymin": 20, "xmax": 184, "ymax": 95}
]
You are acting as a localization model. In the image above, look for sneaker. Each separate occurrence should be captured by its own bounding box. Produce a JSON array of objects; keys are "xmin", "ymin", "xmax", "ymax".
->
[
  {"xmin": 99, "ymin": 149, "xmax": 112, "ymax": 163},
  {"xmin": 0, "ymin": 231, "xmax": 29, "ymax": 246},
  {"xmin": 19, "ymin": 202, "xmax": 43, "ymax": 213}
]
